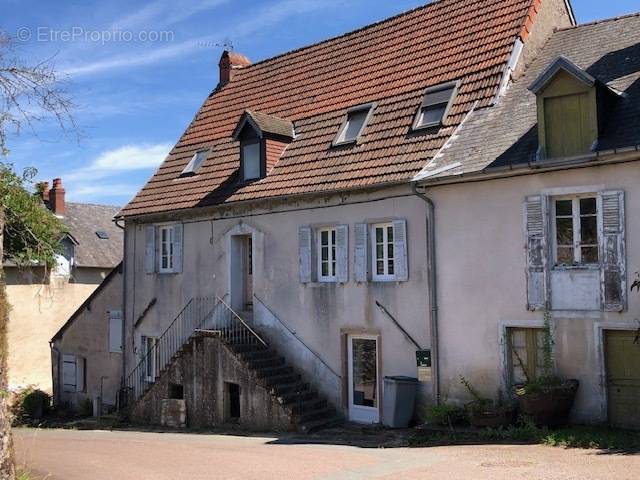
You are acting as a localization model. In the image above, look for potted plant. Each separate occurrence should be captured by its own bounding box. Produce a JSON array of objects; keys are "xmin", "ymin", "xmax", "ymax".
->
[
  {"xmin": 512, "ymin": 311, "xmax": 579, "ymax": 426},
  {"xmin": 460, "ymin": 376, "xmax": 516, "ymax": 428}
]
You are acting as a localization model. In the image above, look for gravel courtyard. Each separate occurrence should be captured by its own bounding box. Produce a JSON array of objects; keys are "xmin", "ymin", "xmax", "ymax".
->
[{"xmin": 14, "ymin": 428, "xmax": 640, "ymax": 480}]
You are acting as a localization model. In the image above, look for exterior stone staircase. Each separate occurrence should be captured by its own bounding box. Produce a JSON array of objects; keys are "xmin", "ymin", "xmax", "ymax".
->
[{"xmin": 123, "ymin": 297, "xmax": 342, "ymax": 433}]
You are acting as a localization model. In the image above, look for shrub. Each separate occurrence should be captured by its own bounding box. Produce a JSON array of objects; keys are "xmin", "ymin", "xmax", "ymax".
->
[
  {"xmin": 421, "ymin": 402, "xmax": 467, "ymax": 427},
  {"xmin": 78, "ymin": 398, "xmax": 93, "ymax": 417},
  {"xmin": 10, "ymin": 386, "xmax": 51, "ymax": 423}
]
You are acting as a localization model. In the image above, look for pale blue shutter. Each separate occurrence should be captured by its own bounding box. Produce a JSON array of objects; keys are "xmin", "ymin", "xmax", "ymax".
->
[
  {"xmin": 392, "ymin": 219, "xmax": 408, "ymax": 281},
  {"xmin": 600, "ymin": 190, "xmax": 626, "ymax": 312},
  {"xmin": 336, "ymin": 225, "xmax": 348, "ymax": 283},
  {"xmin": 299, "ymin": 226, "xmax": 312, "ymax": 283},
  {"xmin": 144, "ymin": 225, "xmax": 155, "ymax": 274},
  {"xmin": 524, "ymin": 195, "xmax": 548, "ymax": 310},
  {"xmin": 109, "ymin": 310, "xmax": 123, "ymax": 353},
  {"xmin": 173, "ymin": 224, "xmax": 183, "ymax": 273},
  {"xmin": 354, "ymin": 223, "xmax": 368, "ymax": 282}
]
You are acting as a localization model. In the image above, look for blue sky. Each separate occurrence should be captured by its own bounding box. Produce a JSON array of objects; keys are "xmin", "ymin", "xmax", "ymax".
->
[{"xmin": 2, "ymin": 0, "xmax": 638, "ymax": 206}]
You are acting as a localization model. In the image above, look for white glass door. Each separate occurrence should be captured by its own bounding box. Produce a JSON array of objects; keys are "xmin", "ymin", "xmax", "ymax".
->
[{"xmin": 348, "ymin": 335, "xmax": 380, "ymax": 423}]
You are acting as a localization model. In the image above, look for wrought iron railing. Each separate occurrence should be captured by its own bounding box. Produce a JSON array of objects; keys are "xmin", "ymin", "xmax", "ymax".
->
[{"xmin": 121, "ymin": 296, "xmax": 267, "ymax": 408}]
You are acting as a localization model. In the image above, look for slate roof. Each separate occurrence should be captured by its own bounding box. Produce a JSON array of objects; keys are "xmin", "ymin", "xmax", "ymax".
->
[
  {"xmin": 63, "ymin": 203, "xmax": 123, "ymax": 268},
  {"xmin": 119, "ymin": 0, "xmax": 542, "ymax": 218},
  {"xmin": 420, "ymin": 13, "xmax": 640, "ymax": 180}
]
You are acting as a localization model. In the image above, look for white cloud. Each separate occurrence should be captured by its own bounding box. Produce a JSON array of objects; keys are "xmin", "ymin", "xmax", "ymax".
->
[{"xmin": 69, "ymin": 182, "xmax": 142, "ymax": 201}]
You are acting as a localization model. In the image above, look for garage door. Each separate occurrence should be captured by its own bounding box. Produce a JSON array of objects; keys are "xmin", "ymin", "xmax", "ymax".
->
[{"xmin": 605, "ymin": 330, "xmax": 640, "ymax": 430}]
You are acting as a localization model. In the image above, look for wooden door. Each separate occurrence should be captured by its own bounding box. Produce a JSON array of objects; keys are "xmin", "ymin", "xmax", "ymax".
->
[{"xmin": 605, "ymin": 330, "xmax": 640, "ymax": 429}]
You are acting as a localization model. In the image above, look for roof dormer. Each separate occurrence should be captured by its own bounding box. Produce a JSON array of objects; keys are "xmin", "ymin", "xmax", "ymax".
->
[
  {"xmin": 529, "ymin": 56, "xmax": 620, "ymax": 160},
  {"xmin": 232, "ymin": 110, "xmax": 294, "ymax": 182}
]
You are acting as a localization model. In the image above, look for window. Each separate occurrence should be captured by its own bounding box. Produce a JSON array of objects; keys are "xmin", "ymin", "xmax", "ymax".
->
[
  {"xmin": 142, "ymin": 336, "xmax": 159, "ymax": 382},
  {"xmin": 553, "ymin": 196, "xmax": 599, "ymax": 266},
  {"xmin": 181, "ymin": 150, "xmax": 209, "ymax": 176},
  {"xmin": 95, "ymin": 230, "xmax": 110, "ymax": 239},
  {"xmin": 159, "ymin": 226, "xmax": 176, "ymax": 273},
  {"xmin": 372, "ymin": 223, "xmax": 395, "ymax": 281},
  {"xmin": 317, "ymin": 227, "xmax": 337, "ymax": 282},
  {"xmin": 241, "ymin": 141, "xmax": 261, "ymax": 181},
  {"xmin": 62, "ymin": 354, "xmax": 86, "ymax": 393},
  {"xmin": 507, "ymin": 328, "xmax": 546, "ymax": 385},
  {"xmin": 413, "ymin": 81, "xmax": 459, "ymax": 130},
  {"xmin": 333, "ymin": 103, "xmax": 375, "ymax": 146}
]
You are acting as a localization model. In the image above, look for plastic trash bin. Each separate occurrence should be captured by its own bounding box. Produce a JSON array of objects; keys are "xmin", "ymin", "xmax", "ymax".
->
[{"xmin": 382, "ymin": 376, "xmax": 419, "ymax": 428}]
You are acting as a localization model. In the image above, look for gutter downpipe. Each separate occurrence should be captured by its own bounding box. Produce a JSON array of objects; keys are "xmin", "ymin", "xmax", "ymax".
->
[
  {"xmin": 411, "ymin": 183, "xmax": 439, "ymax": 404},
  {"xmin": 114, "ymin": 219, "xmax": 127, "ymax": 393}
]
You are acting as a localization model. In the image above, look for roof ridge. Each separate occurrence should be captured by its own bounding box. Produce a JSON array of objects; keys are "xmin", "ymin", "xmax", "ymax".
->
[
  {"xmin": 66, "ymin": 201, "xmax": 121, "ymax": 209},
  {"xmin": 557, "ymin": 11, "xmax": 640, "ymax": 32},
  {"xmin": 236, "ymin": 0, "xmax": 453, "ymax": 71}
]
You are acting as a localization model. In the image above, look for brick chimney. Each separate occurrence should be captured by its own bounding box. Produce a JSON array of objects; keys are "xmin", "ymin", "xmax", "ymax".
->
[
  {"xmin": 49, "ymin": 178, "xmax": 65, "ymax": 216},
  {"xmin": 218, "ymin": 50, "xmax": 251, "ymax": 84}
]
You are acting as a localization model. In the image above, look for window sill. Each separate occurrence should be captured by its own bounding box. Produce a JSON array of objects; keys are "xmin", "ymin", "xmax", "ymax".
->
[{"xmin": 552, "ymin": 264, "xmax": 600, "ymax": 272}]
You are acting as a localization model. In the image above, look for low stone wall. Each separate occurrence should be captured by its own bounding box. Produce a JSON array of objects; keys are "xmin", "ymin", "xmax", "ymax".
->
[{"xmin": 130, "ymin": 335, "xmax": 292, "ymax": 431}]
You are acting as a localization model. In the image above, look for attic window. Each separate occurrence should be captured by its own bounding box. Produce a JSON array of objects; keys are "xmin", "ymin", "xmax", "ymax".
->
[
  {"xmin": 333, "ymin": 103, "xmax": 376, "ymax": 146},
  {"xmin": 181, "ymin": 150, "xmax": 209, "ymax": 176},
  {"xmin": 241, "ymin": 141, "xmax": 262, "ymax": 181},
  {"xmin": 413, "ymin": 81, "xmax": 459, "ymax": 130},
  {"xmin": 96, "ymin": 231, "xmax": 110, "ymax": 240}
]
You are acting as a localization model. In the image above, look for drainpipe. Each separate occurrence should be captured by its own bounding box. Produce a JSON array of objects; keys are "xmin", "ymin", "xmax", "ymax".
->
[
  {"xmin": 50, "ymin": 341, "xmax": 61, "ymax": 406},
  {"xmin": 114, "ymin": 219, "xmax": 127, "ymax": 388},
  {"xmin": 411, "ymin": 183, "xmax": 440, "ymax": 403}
]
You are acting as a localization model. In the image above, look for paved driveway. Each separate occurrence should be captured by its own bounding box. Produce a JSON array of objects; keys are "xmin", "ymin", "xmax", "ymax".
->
[{"xmin": 14, "ymin": 428, "xmax": 640, "ymax": 480}]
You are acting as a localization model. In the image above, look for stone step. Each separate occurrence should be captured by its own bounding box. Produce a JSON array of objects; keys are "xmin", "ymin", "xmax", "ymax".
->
[
  {"xmin": 254, "ymin": 365, "xmax": 294, "ymax": 379},
  {"xmin": 277, "ymin": 389, "xmax": 316, "ymax": 406},
  {"xmin": 289, "ymin": 397, "xmax": 327, "ymax": 415},
  {"xmin": 263, "ymin": 372, "xmax": 302, "ymax": 387},
  {"xmin": 298, "ymin": 415, "xmax": 343, "ymax": 434},
  {"xmin": 298, "ymin": 406, "xmax": 336, "ymax": 424},
  {"xmin": 270, "ymin": 380, "xmax": 310, "ymax": 397}
]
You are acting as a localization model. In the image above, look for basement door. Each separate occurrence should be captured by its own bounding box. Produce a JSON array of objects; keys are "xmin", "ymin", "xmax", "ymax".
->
[
  {"xmin": 605, "ymin": 330, "xmax": 640, "ymax": 430},
  {"xmin": 348, "ymin": 335, "xmax": 380, "ymax": 424}
]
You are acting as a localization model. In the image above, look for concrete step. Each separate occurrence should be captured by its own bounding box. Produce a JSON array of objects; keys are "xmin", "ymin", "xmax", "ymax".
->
[
  {"xmin": 254, "ymin": 365, "xmax": 294, "ymax": 379},
  {"xmin": 289, "ymin": 398, "xmax": 327, "ymax": 415},
  {"xmin": 263, "ymin": 372, "xmax": 302, "ymax": 387},
  {"xmin": 298, "ymin": 406, "xmax": 336, "ymax": 424}
]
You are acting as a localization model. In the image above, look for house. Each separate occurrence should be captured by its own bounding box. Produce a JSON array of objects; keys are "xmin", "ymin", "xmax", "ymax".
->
[
  {"xmin": 413, "ymin": 13, "xmax": 640, "ymax": 428},
  {"xmin": 114, "ymin": 0, "xmax": 578, "ymax": 430},
  {"xmin": 4, "ymin": 178, "xmax": 123, "ymax": 392},
  {"xmin": 50, "ymin": 262, "xmax": 123, "ymax": 413}
]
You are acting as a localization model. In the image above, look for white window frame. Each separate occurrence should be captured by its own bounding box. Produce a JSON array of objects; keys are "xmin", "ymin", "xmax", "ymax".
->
[
  {"xmin": 333, "ymin": 103, "xmax": 376, "ymax": 146},
  {"xmin": 317, "ymin": 227, "xmax": 337, "ymax": 282},
  {"xmin": 551, "ymin": 194, "xmax": 599, "ymax": 267},
  {"xmin": 158, "ymin": 225, "xmax": 176, "ymax": 274},
  {"xmin": 371, "ymin": 223, "xmax": 395, "ymax": 281}
]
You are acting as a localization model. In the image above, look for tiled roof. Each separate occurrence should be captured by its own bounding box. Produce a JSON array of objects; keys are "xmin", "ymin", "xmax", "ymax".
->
[
  {"xmin": 119, "ymin": 0, "xmax": 538, "ymax": 218},
  {"xmin": 424, "ymin": 13, "xmax": 640, "ymax": 179},
  {"xmin": 64, "ymin": 203, "xmax": 123, "ymax": 268},
  {"xmin": 240, "ymin": 110, "xmax": 295, "ymax": 139}
]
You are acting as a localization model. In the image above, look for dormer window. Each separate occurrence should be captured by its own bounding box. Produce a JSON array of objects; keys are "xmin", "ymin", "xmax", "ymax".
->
[
  {"xmin": 529, "ymin": 56, "xmax": 619, "ymax": 160},
  {"xmin": 333, "ymin": 103, "xmax": 376, "ymax": 146},
  {"xmin": 241, "ymin": 140, "xmax": 262, "ymax": 181},
  {"xmin": 232, "ymin": 110, "xmax": 294, "ymax": 183},
  {"xmin": 181, "ymin": 149, "xmax": 209, "ymax": 176},
  {"xmin": 413, "ymin": 81, "xmax": 459, "ymax": 130}
]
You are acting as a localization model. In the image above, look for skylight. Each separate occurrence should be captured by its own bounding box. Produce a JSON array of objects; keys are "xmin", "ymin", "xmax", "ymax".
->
[
  {"xmin": 333, "ymin": 103, "xmax": 376, "ymax": 146},
  {"xmin": 96, "ymin": 231, "xmax": 110, "ymax": 240},
  {"xmin": 181, "ymin": 149, "xmax": 209, "ymax": 176},
  {"xmin": 413, "ymin": 81, "xmax": 459, "ymax": 130}
]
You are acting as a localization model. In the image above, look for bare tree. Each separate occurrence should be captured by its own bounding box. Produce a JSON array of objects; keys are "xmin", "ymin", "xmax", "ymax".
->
[{"xmin": 0, "ymin": 31, "xmax": 76, "ymax": 480}]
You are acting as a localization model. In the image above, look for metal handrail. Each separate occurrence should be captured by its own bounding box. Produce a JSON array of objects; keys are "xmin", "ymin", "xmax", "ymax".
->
[
  {"xmin": 253, "ymin": 293, "xmax": 341, "ymax": 379},
  {"xmin": 375, "ymin": 300, "xmax": 423, "ymax": 350},
  {"xmin": 216, "ymin": 296, "xmax": 268, "ymax": 347}
]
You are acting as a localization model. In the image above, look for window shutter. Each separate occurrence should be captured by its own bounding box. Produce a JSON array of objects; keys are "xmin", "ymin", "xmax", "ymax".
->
[
  {"xmin": 393, "ymin": 219, "xmax": 408, "ymax": 282},
  {"xmin": 144, "ymin": 225, "xmax": 155, "ymax": 274},
  {"xmin": 524, "ymin": 195, "xmax": 548, "ymax": 310},
  {"xmin": 62, "ymin": 354, "xmax": 77, "ymax": 393},
  {"xmin": 299, "ymin": 226, "xmax": 312, "ymax": 283},
  {"xmin": 109, "ymin": 310, "xmax": 123, "ymax": 353},
  {"xmin": 354, "ymin": 223, "xmax": 368, "ymax": 282},
  {"xmin": 599, "ymin": 190, "xmax": 626, "ymax": 312},
  {"xmin": 77, "ymin": 357, "xmax": 86, "ymax": 393},
  {"xmin": 173, "ymin": 224, "xmax": 183, "ymax": 273},
  {"xmin": 336, "ymin": 225, "xmax": 349, "ymax": 283}
]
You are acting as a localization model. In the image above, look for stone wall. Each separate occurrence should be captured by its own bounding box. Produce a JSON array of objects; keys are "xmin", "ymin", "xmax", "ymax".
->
[{"xmin": 130, "ymin": 335, "xmax": 292, "ymax": 431}]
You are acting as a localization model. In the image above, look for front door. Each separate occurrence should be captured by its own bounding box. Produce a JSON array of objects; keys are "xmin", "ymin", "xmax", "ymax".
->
[
  {"xmin": 242, "ymin": 236, "xmax": 253, "ymax": 310},
  {"xmin": 605, "ymin": 330, "xmax": 640, "ymax": 430},
  {"xmin": 348, "ymin": 335, "xmax": 380, "ymax": 423}
]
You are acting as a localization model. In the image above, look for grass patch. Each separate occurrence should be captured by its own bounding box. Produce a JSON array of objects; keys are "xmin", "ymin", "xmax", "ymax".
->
[{"xmin": 411, "ymin": 424, "xmax": 640, "ymax": 452}]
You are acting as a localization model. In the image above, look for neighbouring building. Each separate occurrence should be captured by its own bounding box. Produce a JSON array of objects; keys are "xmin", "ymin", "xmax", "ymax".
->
[
  {"xmin": 4, "ymin": 178, "xmax": 123, "ymax": 392},
  {"xmin": 112, "ymin": 0, "xmax": 589, "ymax": 431}
]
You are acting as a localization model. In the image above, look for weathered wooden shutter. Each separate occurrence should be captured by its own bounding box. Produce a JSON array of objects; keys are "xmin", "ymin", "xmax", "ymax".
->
[
  {"xmin": 299, "ymin": 226, "xmax": 312, "ymax": 283},
  {"xmin": 335, "ymin": 225, "xmax": 349, "ymax": 283},
  {"xmin": 77, "ymin": 357, "xmax": 86, "ymax": 393},
  {"xmin": 600, "ymin": 190, "xmax": 626, "ymax": 311},
  {"xmin": 524, "ymin": 195, "xmax": 548, "ymax": 310},
  {"xmin": 62, "ymin": 354, "xmax": 77, "ymax": 393},
  {"xmin": 109, "ymin": 310, "xmax": 123, "ymax": 353},
  {"xmin": 144, "ymin": 225, "xmax": 156, "ymax": 274},
  {"xmin": 173, "ymin": 224, "xmax": 183, "ymax": 273},
  {"xmin": 354, "ymin": 223, "xmax": 368, "ymax": 282},
  {"xmin": 393, "ymin": 219, "xmax": 408, "ymax": 282}
]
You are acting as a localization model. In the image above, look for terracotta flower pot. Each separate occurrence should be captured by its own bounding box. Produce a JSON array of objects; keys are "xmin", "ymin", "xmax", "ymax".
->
[
  {"xmin": 468, "ymin": 405, "xmax": 517, "ymax": 429},
  {"xmin": 515, "ymin": 379, "xmax": 579, "ymax": 426}
]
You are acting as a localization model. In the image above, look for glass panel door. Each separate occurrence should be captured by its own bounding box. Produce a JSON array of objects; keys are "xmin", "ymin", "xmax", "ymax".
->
[{"xmin": 348, "ymin": 335, "xmax": 379, "ymax": 423}]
